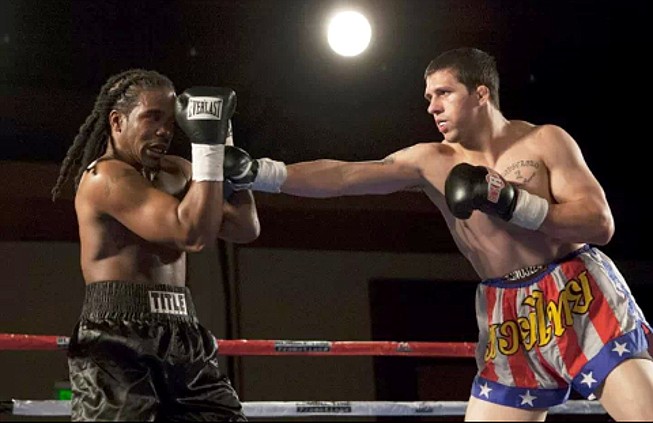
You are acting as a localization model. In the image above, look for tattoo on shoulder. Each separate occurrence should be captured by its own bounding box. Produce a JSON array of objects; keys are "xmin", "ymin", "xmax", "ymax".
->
[
  {"xmin": 383, "ymin": 145, "xmax": 415, "ymax": 164},
  {"xmin": 501, "ymin": 160, "xmax": 540, "ymax": 184}
]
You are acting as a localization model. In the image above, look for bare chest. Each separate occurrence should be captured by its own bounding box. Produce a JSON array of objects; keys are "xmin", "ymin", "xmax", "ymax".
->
[
  {"xmin": 493, "ymin": 154, "xmax": 550, "ymax": 202},
  {"xmin": 422, "ymin": 144, "xmax": 551, "ymax": 204}
]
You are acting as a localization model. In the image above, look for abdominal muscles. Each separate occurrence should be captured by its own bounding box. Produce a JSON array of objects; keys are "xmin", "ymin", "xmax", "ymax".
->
[{"xmin": 451, "ymin": 213, "xmax": 580, "ymax": 280}]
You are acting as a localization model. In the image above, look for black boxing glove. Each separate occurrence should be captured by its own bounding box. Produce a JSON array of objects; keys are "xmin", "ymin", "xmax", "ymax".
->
[
  {"xmin": 223, "ymin": 146, "xmax": 259, "ymax": 190},
  {"xmin": 175, "ymin": 87, "xmax": 236, "ymax": 145},
  {"xmin": 223, "ymin": 146, "xmax": 287, "ymax": 193},
  {"xmin": 175, "ymin": 87, "xmax": 236, "ymax": 181},
  {"xmin": 445, "ymin": 163, "xmax": 549, "ymax": 230}
]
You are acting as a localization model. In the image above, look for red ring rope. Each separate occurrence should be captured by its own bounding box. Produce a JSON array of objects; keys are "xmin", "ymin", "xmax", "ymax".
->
[{"xmin": 0, "ymin": 333, "xmax": 475, "ymax": 357}]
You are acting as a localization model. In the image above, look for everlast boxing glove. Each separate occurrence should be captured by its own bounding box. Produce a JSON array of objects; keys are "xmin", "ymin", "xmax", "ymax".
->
[{"xmin": 175, "ymin": 87, "xmax": 236, "ymax": 182}]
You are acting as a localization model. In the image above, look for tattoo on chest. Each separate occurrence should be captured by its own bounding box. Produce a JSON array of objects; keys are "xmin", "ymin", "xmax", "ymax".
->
[{"xmin": 501, "ymin": 160, "xmax": 540, "ymax": 184}]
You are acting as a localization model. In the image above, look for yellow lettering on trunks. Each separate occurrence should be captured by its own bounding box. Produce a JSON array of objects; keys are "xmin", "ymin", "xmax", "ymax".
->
[{"xmin": 485, "ymin": 271, "xmax": 594, "ymax": 361}]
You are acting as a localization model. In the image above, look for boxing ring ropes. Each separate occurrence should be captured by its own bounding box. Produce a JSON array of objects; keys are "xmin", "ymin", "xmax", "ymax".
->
[{"xmin": 0, "ymin": 333, "xmax": 606, "ymax": 418}]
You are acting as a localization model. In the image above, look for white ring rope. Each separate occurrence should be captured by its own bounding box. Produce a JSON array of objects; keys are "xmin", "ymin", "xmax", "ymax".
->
[
  {"xmin": 0, "ymin": 334, "xmax": 608, "ymax": 417},
  {"xmin": 7, "ymin": 399, "xmax": 606, "ymax": 417}
]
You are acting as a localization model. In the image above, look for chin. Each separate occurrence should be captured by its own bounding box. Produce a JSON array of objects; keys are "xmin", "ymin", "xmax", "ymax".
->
[
  {"xmin": 141, "ymin": 155, "xmax": 162, "ymax": 169},
  {"xmin": 443, "ymin": 131, "xmax": 461, "ymax": 143}
]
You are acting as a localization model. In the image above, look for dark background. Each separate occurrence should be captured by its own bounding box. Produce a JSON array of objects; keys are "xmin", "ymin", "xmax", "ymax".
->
[
  {"xmin": 0, "ymin": 1, "xmax": 651, "ymax": 418},
  {"xmin": 1, "ymin": 0, "xmax": 649, "ymax": 259}
]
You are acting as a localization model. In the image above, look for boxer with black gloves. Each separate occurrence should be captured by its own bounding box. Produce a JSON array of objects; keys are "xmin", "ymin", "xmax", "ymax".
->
[
  {"xmin": 53, "ymin": 73, "xmax": 257, "ymax": 421},
  {"xmin": 238, "ymin": 48, "xmax": 653, "ymax": 421}
]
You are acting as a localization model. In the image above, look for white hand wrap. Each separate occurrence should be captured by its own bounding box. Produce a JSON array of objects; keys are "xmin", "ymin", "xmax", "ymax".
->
[
  {"xmin": 509, "ymin": 189, "xmax": 549, "ymax": 230},
  {"xmin": 191, "ymin": 144, "xmax": 225, "ymax": 182},
  {"xmin": 251, "ymin": 158, "xmax": 287, "ymax": 193}
]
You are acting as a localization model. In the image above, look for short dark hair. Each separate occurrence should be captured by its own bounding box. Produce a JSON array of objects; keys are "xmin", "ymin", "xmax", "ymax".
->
[
  {"xmin": 51, "ymin": 69, "xmax": 174, "ymax": 201},
  {"xmin": 424, "ymin": 47, "xmax": 500, "ymax": 108}
]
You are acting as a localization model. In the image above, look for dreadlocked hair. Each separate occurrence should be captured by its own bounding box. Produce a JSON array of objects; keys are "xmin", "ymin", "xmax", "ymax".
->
[{"xmin": 51, "ymin": 69, "xmax": 175, "ymax": 201}]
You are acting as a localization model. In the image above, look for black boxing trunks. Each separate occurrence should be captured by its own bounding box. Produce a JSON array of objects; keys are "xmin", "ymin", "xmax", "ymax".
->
[{"xmin": 67, "ymin": 281, "xmax": 246, "ymax": 421}]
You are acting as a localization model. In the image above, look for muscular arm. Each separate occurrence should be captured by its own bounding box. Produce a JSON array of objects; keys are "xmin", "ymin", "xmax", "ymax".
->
[
  {"xmin": 281, "ymin": 144, "xmax": 428, "ymax": 197},
  {"xmin": 537, "ymin": 125, "xmax": 614, "ymax": 244},
  {"xmin": 178, "ymin": 156, "xmax": 260, "ymax": 244},
  {"xmin": 82, "ymin": 160, "xmax": 224, "ymax": 252},
  {"xmin": 219, "ymin": 190, "xmax": 260, "ymax": 243}
]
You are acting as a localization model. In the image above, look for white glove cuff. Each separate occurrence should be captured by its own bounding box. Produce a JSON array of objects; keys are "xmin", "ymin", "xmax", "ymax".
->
[
  {"xmin": 509, "ymin": 189, "xmax": 549, "ymax": 230},
  {"xmin": 191, "ymin": 144, "xmax": 225, "ymax": 182},
  {"xmin": 251, "ymin": 158, "xmax": 287, "ymax": 193}
]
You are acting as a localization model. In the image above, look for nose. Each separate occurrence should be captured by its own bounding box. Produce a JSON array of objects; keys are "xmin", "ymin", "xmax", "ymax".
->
[
  {"xmin": 427, "ymin": 97, "xmax": 442, "ymax": 116},
  {"xmin": 156, "ymin": 121, "xmax": 174, "ymax": 141}
]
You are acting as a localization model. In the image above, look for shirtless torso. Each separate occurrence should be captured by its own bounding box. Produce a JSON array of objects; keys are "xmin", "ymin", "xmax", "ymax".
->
[
  {"xmin": 76, "ymin": 155, "xmax": 191, "ymax": 286},
  {"xmin": 416, "ymin": 121, "xmax": 583, "ymax": 279},
  {"xmin": 230, "ymin": 47, "xmax": 653, "ymax": 421},
  {"xmin": 236, "ymin": 48, "xmax": 653, "ymax": 421}
]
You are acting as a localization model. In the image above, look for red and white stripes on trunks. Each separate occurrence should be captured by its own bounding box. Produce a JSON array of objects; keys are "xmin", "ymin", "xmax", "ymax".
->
[{"xmin": 471, "ymin": 244, "xmax": 651, "ymax": 409}]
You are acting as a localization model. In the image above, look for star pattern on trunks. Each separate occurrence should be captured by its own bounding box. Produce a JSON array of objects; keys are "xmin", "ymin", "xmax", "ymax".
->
[
  {"xmin": 519, "ymin": 390, "xmax": 537, "ymax": 407},
  {"xmin": 479, "ymin": 382, "xmax": 492, "ymax": 398},
  {"xmin": 581, "ymin": 371, "xmax": 597, "ymax": 388},
  {"xmin": 612, "ymin": 341, "xmax": 630, "ymax": 357}
]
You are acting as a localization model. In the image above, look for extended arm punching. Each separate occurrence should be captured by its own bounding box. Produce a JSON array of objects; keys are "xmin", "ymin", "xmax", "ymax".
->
[
  {"xmin": 222, "ymin": 143, "xmax": 429, "ymax": 197},
  {"xmin": 223, "ymin": 146, "xmax": 288, "ymax": 193}
]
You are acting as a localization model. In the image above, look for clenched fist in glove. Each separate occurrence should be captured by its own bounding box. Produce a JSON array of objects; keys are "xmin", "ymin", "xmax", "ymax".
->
[
  {"xmin": 175, "ymin": 86, "xmax": 236, "ymax": 182},
  {"xmin": 444, "ymin": 163, "xmax": 549, "ymax": 230},
  {"xmin": 222, "ymin": 146, "xmax": 287, "ymax": 193}
]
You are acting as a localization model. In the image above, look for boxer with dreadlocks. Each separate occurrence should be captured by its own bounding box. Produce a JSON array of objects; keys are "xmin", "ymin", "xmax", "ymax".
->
[{"xmin": 52, "ymin": 68, "xmax": 259, "ymax": 421}]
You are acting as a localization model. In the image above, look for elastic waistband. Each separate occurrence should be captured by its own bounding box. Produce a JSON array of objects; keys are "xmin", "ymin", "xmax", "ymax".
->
[
  {"xmin": 80, "ymin": 281, "xmax": 197, "ymax": 322},
  {"xmin": 482, "ymin": 244, "xmax": 592, "ymax": 288}
]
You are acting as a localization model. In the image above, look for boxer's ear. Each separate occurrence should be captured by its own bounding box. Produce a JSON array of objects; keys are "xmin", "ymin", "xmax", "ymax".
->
[
  {"xmin": 109, "ymin": 110, "xmax": 123, "ymax": 134},
  {"xmin": 476, "ymin": 85, "xmax": 490, "ymax": 105}
]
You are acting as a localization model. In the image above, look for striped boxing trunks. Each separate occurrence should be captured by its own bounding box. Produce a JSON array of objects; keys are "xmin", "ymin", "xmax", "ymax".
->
[{"xmin": 471, "ymin": 244, "xmax": 652, "ymax": 409}]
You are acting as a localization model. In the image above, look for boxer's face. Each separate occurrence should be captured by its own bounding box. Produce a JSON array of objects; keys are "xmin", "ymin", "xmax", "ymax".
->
[
  {"xmin": 424, "ymin": 68, "xmax": 479, "ymax": 143},
  {"xmin": 110, "ymin": 88, "xmax": 176, "ymax": 169}
]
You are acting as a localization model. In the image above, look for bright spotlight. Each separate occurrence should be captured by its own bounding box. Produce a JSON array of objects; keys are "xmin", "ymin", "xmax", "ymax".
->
[{"xmin": 327, "ymin": 11, "xmax": 371, "ymax": 57}]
